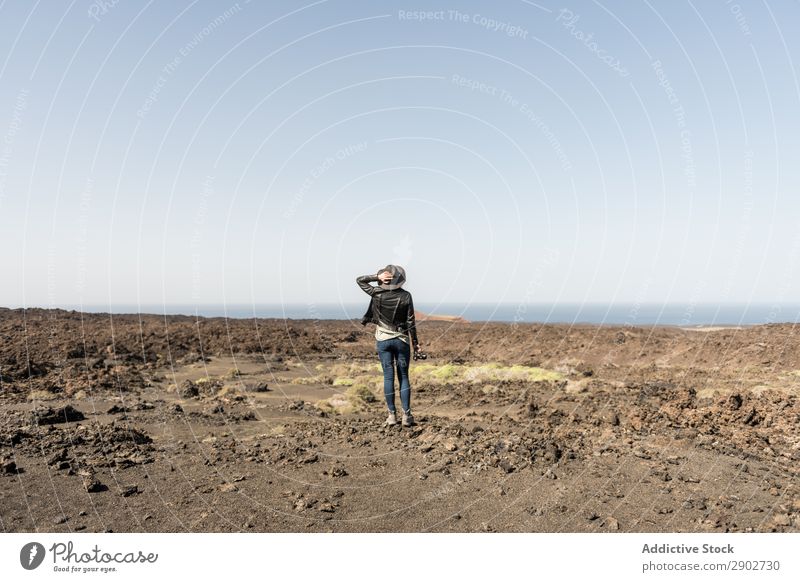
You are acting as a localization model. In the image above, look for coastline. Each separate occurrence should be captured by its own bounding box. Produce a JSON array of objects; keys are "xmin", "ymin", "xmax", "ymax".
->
[{"xmin": 0, "ymin": 305, "xmax": 793, "ymax": 327}]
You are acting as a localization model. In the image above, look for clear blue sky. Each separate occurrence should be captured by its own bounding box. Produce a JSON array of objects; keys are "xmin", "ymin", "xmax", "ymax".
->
[{"xmin": 0, "ymin": 0, "xmax": 798, "ymax": 309}]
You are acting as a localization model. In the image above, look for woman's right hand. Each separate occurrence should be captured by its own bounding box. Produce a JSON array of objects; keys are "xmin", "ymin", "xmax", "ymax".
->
[{"xmin": 378, "ymin": 271, "xmax": 392, "ymax": 284}]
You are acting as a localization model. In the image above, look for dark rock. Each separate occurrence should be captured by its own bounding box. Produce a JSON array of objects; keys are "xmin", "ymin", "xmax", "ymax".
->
[
  {"xmin": 742, "ymin": 407, "xmax": 761, "ymax": 426},
  {"xmin": 178, "ymin": 380, "xmax": 199, "ymax": 398},
  {"xmin": 82, "ymin": 476, "xmax": 106, "ymax": 493},
  {"xmin": 242, "ymin": 381, "xmax": 270, "ymax": 393},
  {"xmin": 30, "ymin": 405, "xmax": 85, "ymax": 426},
  {"xmin": 543, "ymin": 441, "xmax": 562, "ymax": 463},
  {"xmin": 1, "ymin": 458, "xmax": 20, "ymax": 474},
  {"xmin": 601, "ymin": 410, "xmax": 620, "ymax": 426},
  {"xmin": 121, "ymin": 485, "xmax": 139, "ymax": 497},
  {"xmin": 47, "ymin": 448, "xmax": 69, "ymax": 466}
]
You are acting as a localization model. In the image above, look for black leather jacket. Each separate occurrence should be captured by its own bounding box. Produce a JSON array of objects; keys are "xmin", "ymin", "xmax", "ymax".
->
[{"xmin": 356, "ymin": 275, "xmax": 419, "ymax": 347}]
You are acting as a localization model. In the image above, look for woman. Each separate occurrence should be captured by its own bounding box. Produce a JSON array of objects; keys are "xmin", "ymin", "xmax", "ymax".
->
[{"xmin": 357, "ymin": 264, "xmax": 421, "ymax": 427}]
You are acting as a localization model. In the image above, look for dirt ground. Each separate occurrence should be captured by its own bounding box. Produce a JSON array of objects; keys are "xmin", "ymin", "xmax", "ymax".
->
[{"xmin": 1, "ymin": 307, "xmax": 799, "ymax": 532}]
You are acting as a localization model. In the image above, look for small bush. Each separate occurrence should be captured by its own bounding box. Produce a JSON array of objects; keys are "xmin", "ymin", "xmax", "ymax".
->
[
  {"xmin": 411, "ymin": 362, "xmax": 562, "ymax": 386},
  {"xmin": 291, "ymin": 376, "xmax": 323, "ymax": 385},
  {"xmin": 27, "ymin": 390, "xmax": 61, "ymax": 402},
  {"xmin": 347, "ymin": 384, "xmax": 377, "ymax": 403},
  {"xmin": 432, "ymin": 364, "xmax": 459, "ymax": 380}
]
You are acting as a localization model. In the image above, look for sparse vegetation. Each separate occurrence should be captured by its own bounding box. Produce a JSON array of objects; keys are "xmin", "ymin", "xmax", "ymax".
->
[
  {"xmin": 411, "ymin": 362, "xmax": 562, "ymax": 385},
  {"xmin": 295, "ymin": 361, "xmax": 562, "ymax": 389},
  {"xmin": 315, "ymin": 383, "xmax": 379, "ymax": 414},
  {"xmin": 27, "ymin": 390, "xmax": 62, "ymax": 402},
  {"xmin": 291, "ymin": 376, "xmax": 323, "ymax": 385},
  {"xmin": 346, "ymin": 384, "xmax": 377, "ymax": 403}
]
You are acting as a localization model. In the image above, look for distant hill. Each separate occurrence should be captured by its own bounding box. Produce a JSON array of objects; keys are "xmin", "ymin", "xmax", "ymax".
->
[{"xmin": 414, "ymin": 309, "xmax": 469, "ymax": 323}]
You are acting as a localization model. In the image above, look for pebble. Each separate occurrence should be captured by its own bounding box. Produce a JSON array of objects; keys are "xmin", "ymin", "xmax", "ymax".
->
[
  {"xmin": 1, "ymin": 459, "xmax": 19, "ymax": 474},
  {"xmin": 82, "ymin": 477, "xmax": 104, "ymax": 493},
  {"xmin": 331, "ymin": 466, "xmax": 348, "ymax": 477},
  {"xmin": 121, "ymin": 485, "xmax": 139, "ymax": 497},
  {"xmin": 772, "ymin": 514, "xmax": 791, "ymax": 527}
]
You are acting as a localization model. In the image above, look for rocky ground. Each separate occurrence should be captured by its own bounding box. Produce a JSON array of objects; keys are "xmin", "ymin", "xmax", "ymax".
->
[{"xmin": 1, "ymin": 307, "xmax": 799, "ymax": 532}]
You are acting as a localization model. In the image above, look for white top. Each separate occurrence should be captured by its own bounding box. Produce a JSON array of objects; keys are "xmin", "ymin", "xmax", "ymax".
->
[{"xmin": 375, "ymin": 322, "xmax": 409, "ymax": 344}]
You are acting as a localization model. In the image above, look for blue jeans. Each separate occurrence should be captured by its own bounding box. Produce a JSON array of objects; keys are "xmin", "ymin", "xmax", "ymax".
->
[{"xmin": 376, "ymin": 338, "xmax": 411, "ymax": 414}]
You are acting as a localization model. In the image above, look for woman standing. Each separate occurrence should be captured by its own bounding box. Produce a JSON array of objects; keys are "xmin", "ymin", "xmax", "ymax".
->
[{"xmin": 357, "ymin": 264, "xmax": 421, "ymax": 427}]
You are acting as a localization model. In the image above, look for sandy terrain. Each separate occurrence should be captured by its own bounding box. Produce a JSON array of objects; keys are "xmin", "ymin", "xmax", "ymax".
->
[{"xmin": 1, "ymin": 308, "xmax": 799, "ymax": 532}]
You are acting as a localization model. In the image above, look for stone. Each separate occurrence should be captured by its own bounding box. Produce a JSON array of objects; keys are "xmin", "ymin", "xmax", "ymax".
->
[
  {"xmin": 30, "ymin": 405, "xmax": 85, "ymax": 425},
  {"xmin": 178, "ymin": 380, "xmax": 199, "ymax": 398},
  {"xmin": 1, "ymin": 458, "xmax": 19, "ymax": 474},
  {"xmin": 331, "ymin": 466, "xmax": 348, "ymax": 477},
  {"xmin": 120, "ymin": 485, "xmax": 139, "ymax": 497},
  {"xmin": 243, "ymin": 382, "xmax": 270, "ymax": 393},
  {"xmin": 82, "ymin": 476, "xmax": 105, "ymax": 493}
]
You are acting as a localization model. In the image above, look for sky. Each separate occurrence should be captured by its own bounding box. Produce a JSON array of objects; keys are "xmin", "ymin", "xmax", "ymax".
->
[{"xmin": 0, "ymin": 0, "xmax": 798, "ymax": 311}]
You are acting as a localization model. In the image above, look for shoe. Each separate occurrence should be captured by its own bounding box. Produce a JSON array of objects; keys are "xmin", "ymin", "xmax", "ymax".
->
[
  {"xmin": 402, "ymin": 410, "xmax": 416, "ymax": 427},
  {"xmin": 385, "ymin": 411, "xmax": 398, "ymax": 426}
]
